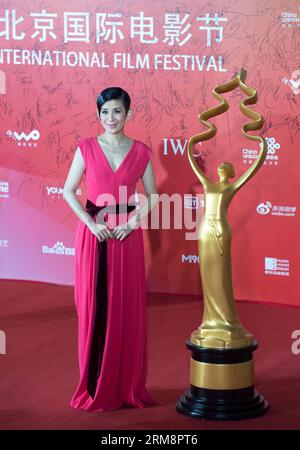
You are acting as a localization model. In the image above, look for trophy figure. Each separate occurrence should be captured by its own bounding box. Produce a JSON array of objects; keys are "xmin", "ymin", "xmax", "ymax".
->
[{"xmin": 176, "ymin": 69, "xmax": 269, "ymax": 420}]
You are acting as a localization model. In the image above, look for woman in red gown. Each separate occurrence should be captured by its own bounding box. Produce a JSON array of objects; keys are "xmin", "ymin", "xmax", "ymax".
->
[{"xmin": 63, "ymin": 87, "xmax": 158, "ymax": 412}]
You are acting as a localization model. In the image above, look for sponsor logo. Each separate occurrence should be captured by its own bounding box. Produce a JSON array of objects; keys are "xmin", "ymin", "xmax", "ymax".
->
[
  {"xmin": 282, "ymin": 70, "xmax": 300, "ymax": 94},
  {"xmin": 46, "ymin": 186, "xmax": 82, "ymax": 197},
  {"xmin": 242, "ymin": 137, "xmax": 280, "ymax": 166},
  {"xmin": 256, "ymin": 202, "xmax": 296, "ymax": 217},
  {"xmin": 182, "ymin": 254, "xmax": 200, "ymax": 264},
  {"xmin": 163, "ymin": 138, "xmax": 202, "ymax": 156},
  {"xmin": 7, "ymin": 129, "xmax": 40, "ymax": 146},
  {"xmin": 42, "ymin": 241, "xmax": 75, "ymax": 256},
  {"xmin": 0, "ymin": 239, "xmax": 9, "ymax": 247},
  {"xmin": 265, "ymin": 257, "xmax": 289, "ymax": 276},
  {"xmin": 184, "ymin": 194, "xmax": 204, "ymax": 209},
  {"xmin": 0, "ymin": 181, "xmax": 9, "ymax": 198},
  {"xmin": 281, "ymin": 11, "xmax": 300, "ymax": 28}
]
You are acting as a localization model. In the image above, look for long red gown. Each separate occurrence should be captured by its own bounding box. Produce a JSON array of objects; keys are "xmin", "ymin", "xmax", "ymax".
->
[{"xmin": 70, "ymin": 136, "xmax": 155, "ymax": 412}]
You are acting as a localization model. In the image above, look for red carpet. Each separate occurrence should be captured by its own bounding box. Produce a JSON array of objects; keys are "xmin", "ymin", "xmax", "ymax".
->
[{"xmin": 0, "ymin": 280, "xmax": 299, "ymax": 430}]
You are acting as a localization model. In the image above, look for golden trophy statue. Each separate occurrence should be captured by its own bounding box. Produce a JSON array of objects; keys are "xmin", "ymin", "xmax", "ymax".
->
[{"xmin": 176, "ymin": 69, "xmax": 269, "ymax": 420}]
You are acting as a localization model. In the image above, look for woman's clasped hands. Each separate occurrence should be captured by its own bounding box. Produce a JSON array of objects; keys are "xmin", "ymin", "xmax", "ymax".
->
[{"xmin": 88, "ymin": 216, "xmax": 139, "ymax": 243}]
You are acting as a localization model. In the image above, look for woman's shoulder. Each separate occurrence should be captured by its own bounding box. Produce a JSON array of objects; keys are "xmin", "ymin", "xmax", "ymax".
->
[
  {"xmin": 134, "ymin": 138, "xmax": 150, "ymax": 148},
  {"xmin": 134, "ymin": 139, "xmax": 152, "ymax": 156},
  {"xmin": 76, "ymin": 136, "xmax": 97, "ymax": 153},
  {"xmin": 76, "ymin": 136, "xmax": 96, "ymax": 162},
  {"xmin": 77, "ymin": 136, "xmax": 95, "ymax": 146}
]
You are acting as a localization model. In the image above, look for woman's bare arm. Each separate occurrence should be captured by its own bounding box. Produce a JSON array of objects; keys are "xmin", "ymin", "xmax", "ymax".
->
[
  {"xmin": 63, "ymin": 147, "xmax": 94, "ymax": 227},
  {"xmin": 128, "ymin": 160, "xmax": 158, "ymax": 228}
]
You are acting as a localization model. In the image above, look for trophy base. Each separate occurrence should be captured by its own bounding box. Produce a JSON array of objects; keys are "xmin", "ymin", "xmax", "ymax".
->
[
  {"xmin": 191, "ymin": 326, "xmax": 254, "ymax": 349},
  {"xmin": 176, "ymin": 386, "xmax": 268, "ymax": 420},
  {"xmin": 176, "ymin": 339, "xmax": 269, "ymax": 420}
]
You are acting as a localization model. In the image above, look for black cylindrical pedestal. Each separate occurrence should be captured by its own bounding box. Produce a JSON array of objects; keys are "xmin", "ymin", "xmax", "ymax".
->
[{"xmin": 176, "ymin": 339, "xmax": 268, "ymax": 420}]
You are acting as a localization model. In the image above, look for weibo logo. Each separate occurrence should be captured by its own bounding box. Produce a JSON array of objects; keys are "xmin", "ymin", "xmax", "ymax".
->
[{"xmin": 256, "ymin": 202, "xmax": 272, "ymax": 215}]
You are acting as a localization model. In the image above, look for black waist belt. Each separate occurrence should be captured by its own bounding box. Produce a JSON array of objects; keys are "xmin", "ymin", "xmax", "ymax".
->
[{"xmin": 85, "ymin": 198, "xmax": 136, "ymax": 217}]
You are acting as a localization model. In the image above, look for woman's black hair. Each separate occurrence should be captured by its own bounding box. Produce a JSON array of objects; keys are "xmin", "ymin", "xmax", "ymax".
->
[{"xmin": 97, "ymin": 87, "xmax": 131, "ymax": 115}]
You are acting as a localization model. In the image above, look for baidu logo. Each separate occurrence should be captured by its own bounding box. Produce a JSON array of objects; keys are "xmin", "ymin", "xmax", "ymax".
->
[
  {"xmin": 42, "ymin": 241, "xmax": 75, "ymax": 256},
  {"xmin": 257, "ymin": 202, "xmax": 272, "ymax": 215}
]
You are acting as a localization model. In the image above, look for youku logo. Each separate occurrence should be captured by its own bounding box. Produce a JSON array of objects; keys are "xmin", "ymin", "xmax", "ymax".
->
[
  {"xmin": 46, "ymin": 186, "xmax": 82, "ymax": 198},
  {"xmin": 7, "ymin": 129, "xmax": 40, "ymax": 146}
]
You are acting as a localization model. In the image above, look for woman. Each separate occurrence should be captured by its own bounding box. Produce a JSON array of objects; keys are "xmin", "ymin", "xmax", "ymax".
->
[{"xmin": 63, "ymin": 87, "xmax": 158, "ymax": 412}]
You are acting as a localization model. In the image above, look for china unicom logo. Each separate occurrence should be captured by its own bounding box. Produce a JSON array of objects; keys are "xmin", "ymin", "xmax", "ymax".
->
[
  {"xmin": 266, "ymin": 137, "xmax": 280, "ymax": 154},
  {"xmin": 257, "ymin": 202, "xmax": 272, "ymax": 215},
  {"xmin": 7, "ymin": 129, "xmax": 40, "ymax": 146}
]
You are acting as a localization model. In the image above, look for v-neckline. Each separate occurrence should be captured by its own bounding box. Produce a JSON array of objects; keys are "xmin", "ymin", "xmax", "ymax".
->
[{"xmin": 95, "ymin": 136, "xmax": 135, "ymax": 174}]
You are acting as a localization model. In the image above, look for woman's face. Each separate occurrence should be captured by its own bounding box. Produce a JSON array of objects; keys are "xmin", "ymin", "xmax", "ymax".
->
[{"xmin": 99, "ymin": 99, "xmax": 127, "ymax": 135}]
